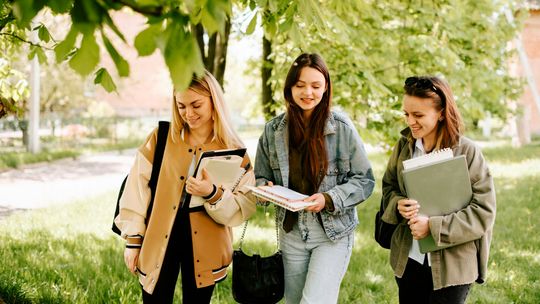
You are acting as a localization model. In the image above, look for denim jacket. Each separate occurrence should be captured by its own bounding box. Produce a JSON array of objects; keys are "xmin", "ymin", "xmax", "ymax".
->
[{"xmin": 254, "ymin": 111, "xmax": 375, "ymax": 241}]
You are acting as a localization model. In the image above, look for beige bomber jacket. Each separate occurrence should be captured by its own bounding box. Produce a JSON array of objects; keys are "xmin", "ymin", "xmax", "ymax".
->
[
  {"xmin": 114, "ymin": 127, "xmax": 256, "ymax": 294},
  {"xmin": 381, "ymin": 128, "xmax": 496, "ymax": 290}
]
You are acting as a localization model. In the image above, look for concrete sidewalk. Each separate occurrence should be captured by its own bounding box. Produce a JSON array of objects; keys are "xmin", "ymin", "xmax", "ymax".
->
[
  {"xmin": 0, "ymin": 137, "xmax": 259, "ymax": 220},
  {"xmin": 0, "ymin": 150, "xmax": 135, "ymax": 219}
]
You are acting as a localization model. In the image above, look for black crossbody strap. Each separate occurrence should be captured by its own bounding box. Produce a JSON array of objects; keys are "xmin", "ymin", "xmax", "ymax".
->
[{"xmin": 145, "ymin": 121, "xmax": 169, "ymax": 223}]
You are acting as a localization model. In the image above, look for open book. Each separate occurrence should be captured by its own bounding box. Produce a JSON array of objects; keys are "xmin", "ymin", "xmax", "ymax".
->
[
  {"xmin": 189, "ymin": 148, "xmax": 247, "ymax": 208},
  {"xmin": 402, "ymin": 148, "xmax": 472, "ymax": 253},
  {"xmin": 246, "ymin": 185, "xmax": 317, "ymax": 212}
]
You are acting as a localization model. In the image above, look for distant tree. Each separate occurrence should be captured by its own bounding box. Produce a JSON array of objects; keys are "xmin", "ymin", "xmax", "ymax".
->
[
  {"xmin": 263, "ymin": 0, "xmax": 527, "ymax": 146},
  {"xmin": 1, "ymin": 0, "xmax": 528, "ymax": 147},
  {"xmin": 0, "ymin": 1, "xmax": 28, "ymax": 119}
]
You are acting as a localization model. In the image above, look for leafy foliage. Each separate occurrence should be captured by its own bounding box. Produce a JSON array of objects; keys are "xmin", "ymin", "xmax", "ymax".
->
[
  {"xmin": 263, "ymin": 0, "xmax": 527, "ymax": 146},
  {"xmin": 1, "ymin": 0, "xmax": 529, "ymax": 145}
]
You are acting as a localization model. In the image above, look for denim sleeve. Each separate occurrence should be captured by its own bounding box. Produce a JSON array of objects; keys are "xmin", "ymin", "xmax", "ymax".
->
[
  {"xmin": 254, "ymin": 128, "xmax": 274, "ymax": 187},
  {"xmin": 326, "ymin": 127, "xmax": 375, "ymax": 214}
]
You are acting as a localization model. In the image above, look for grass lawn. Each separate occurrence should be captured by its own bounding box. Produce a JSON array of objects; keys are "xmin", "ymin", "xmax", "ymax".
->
[{"xmin": 0, "ymin": 141, "xmax": 539, "ymax": 303}]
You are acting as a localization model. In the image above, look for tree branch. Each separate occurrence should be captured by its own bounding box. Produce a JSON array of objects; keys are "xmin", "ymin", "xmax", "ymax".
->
[
  {"xmin": 114, "ymin": 0, "xmax": 163, "ymax": 17},
  {"xmin": 0, "ymin": 32, "xmax": 54, "ymax": 50}
]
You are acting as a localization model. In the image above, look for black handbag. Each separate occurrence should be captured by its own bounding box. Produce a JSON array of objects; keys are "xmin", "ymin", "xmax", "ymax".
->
[
  {"xmin": 232, "ymin": 211, "xmax": 284, "ymax": 304},
  {"xmin": 374, "ymin": 198, "xmax": 397, "ymax": 249}
]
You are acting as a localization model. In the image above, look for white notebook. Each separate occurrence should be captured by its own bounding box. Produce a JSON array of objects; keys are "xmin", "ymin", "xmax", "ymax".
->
[
  {"xmin": 403, "ymin": 148, "xmax": 454, "ymax": 170},
  {"xmin": 246, "ymin": 185, "xmax": 317, "ymax": 212},
  {"xmin": 190, "ymin": 151, "xmax": 247, "ymax": 207}
]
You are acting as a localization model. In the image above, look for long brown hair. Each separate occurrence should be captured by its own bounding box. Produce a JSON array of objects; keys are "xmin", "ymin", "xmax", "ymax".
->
[
  {"xmin": 284, "ymin": 53, "xmax": 332, "ymax": 190},
  {"xmin": 403, "ymin": 76, "xmax": 463, "ymax": 149}
]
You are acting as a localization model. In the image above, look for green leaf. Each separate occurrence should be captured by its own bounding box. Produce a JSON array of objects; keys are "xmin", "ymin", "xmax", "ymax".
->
[
  {"xmin": 101, "ymin": 31, "xmax": 130, "ymax": 77},
  {"xmin": 134, "ymin": 24, "xmax": 160, "ymax": 56},
  {"xmin": 94, "ymin": 68, "xmax": 117, "ymax": 92},
  {"xmin": 35, "ymin": 47, "xmax": 47, "ymax": 64},
  {"xmin": 246, "ymin": 11, "xmax": 257, "ymax": 35},
  {"xmin": 38, "ymin": 25, "xmax": 51, "ymax": 43},
  {"xmin": 12, "ymin": 0, "xmax": 38, "ymax": 26},
  {"xmin": 200, "ymin": 0, "xmax": 231, "ymax": 34},
  {"xmin": 69, "ymin": 31, "xmax": 100, "ymax": 76},
  {"xmin": 80, "ymin": 0, "xmax": 103, "ymax": 23},
  {"xmin": 137, "ymin": 0, "xmax": 162, "ymax": 5},
  {"xmin": 163, "ymin": 23, "xmax": 204, "ymax": 91},
  {"xmin": 47, "ymin": 0, "xmax": 74, "ymax": 13},
  {"xmin": 55, "ymin": 26, "xmax": 79, "ymax": 62},
  {"xmin": 28, "ymin": 45, "xmax": 38, "ymax": 61}
]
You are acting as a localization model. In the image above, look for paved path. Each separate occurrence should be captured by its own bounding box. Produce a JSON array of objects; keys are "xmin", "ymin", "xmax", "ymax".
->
[
  {"xmin": 0, "ymin": 138, "xmax": 259, "ymax": 220},
  {"xmin": 0, "ymin": 150, "xmax": 135, "ymax": 219}
]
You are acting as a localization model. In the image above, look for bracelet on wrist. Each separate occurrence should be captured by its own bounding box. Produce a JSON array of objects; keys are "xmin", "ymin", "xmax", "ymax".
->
[{"xmin": 203, "ymin": 184, "xmax": 217, "ymax": 200}]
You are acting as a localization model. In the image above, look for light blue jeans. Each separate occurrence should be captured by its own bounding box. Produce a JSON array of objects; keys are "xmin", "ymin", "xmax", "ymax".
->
[{"xmin": 280, "ymin": 213, "xmax": 354, "ymax": 304}]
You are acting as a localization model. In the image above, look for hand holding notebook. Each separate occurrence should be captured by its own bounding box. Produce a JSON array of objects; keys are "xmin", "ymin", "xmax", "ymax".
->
[
  {"xmin": 246, "ymin": 185, "xmax": 318, "ymax": 212},
  {"xmin": 189, "ymin": 148, "xmax": 247, "ymax": 207}
]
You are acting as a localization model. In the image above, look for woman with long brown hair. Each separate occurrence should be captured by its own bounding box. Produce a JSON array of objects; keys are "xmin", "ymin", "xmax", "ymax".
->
[
  {"xmin": 380, "ymin": 76, "xmax": 496, "ymax": 303},
  {"xmin": 254, "ymin": 53, "xmax": 375, "ymax": 303}
]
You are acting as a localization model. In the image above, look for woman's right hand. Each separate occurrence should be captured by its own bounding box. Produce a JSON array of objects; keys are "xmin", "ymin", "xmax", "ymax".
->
[
  {"xmin": 397, "ymin": 199, "xmax": 419, "ymax": 219},
  {"xmin": 124, "ymin": 248, "xmax": 140, "ymax": 275}
]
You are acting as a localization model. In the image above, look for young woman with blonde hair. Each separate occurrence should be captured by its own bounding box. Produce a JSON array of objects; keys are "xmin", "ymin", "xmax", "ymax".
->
[{"xmin": 115, "ymin": 71, "xmax": 255, "ymax": 303}]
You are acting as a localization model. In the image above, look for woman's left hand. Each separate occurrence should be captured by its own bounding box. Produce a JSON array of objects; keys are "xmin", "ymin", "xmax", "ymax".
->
[
  {"xmin": 186, "ymin": 168, "xmax": 214, "ymax": 197},
  {"xmin": 408, "ymin": 215, "xmax": 430, "ymax": 240},
  {"xmin": 304, "ymin": 193, "xmax": 326, "ymax": 212}
]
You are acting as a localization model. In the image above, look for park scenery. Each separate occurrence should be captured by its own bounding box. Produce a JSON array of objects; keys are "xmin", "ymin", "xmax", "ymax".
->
[{"xmin": 1, "ymin": 0, "xmax": 540, "ymax": 303}]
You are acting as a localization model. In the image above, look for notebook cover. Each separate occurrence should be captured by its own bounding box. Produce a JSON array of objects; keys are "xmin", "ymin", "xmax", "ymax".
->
[
  {"xmin": 402, "ymin": 155, "xmax": 472, "ymax": 253},
  {"xmin": 188, "ymin": 148, "xmax": 247, "ymax": 207}
]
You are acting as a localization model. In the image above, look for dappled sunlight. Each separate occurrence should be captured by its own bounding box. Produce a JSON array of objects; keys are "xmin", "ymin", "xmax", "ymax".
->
[
  {"xmin": 1, "ymin": 141, "xmax": 539, "ymax": 303},
  {"xmin": 496, "ymin": 247, "xmax": 540, "ymax": 265},
  {"xmin": 364, "ymin": 270, "xmax": 385, "ymax": 284},
  {"xmin": 489, "ymin": 159, "xmax": 540, "ymax": 178}
]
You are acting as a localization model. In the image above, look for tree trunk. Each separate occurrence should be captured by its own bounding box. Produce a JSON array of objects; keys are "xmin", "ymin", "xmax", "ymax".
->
[
  {"xmin": 261, "ymin": 35, "xmax": 275, "ymax": 120},
  {"xmin": 193, "ymin": 20, "xmax": 231, "ymax": 88},
  {"xmin": 18, "ymin": 119, "xmax": 28, "ymax": 147},
  {"xmin": 213, "ymin": 20, "xmax": 231, "ymax": 87}
]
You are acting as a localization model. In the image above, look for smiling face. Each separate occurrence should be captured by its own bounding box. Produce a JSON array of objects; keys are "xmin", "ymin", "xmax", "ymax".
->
[
  {"xmin": 402, "ymin": 95, "xmax": 443, "ymax": 146},
  {"xmin": 291, "ymin": 67, "xmax": 326, "ymax": 118},
  {"xmin": 175, "ymin": 89, "xmax": 213, "ymax": 130}
]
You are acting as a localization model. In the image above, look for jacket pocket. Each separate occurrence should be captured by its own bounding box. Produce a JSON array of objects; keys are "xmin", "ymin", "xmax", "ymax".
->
[{"xmin": 320, "ymin": 159, "xmax": 350, "ymax": 191}]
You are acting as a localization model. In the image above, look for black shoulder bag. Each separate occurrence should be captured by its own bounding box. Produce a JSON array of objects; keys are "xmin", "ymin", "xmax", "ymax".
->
[
  {"xmin": 111, "ymin": 121, "xmax": 169, "ymax": 236},
  {"xmin": 232, "ymin": 208, "xmax": 284, "ymax": 304},
  {"xmin": 374, "ymin": 138, "xmax": 410, "ymax": 249},
  {"xmin": 374, "ymin": 197, "xmax": 398, "ymax": 249}
]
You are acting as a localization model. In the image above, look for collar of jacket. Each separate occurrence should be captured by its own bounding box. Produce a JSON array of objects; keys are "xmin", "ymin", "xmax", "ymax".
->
[{"xmin": 272, "ymin": 112, "xmax": 337, "ymax": 136}]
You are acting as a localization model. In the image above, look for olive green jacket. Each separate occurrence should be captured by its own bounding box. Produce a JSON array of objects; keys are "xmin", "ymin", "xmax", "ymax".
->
[{"xmin": 381, "ymin": 128, "xmax": 496, "ymax": 290}]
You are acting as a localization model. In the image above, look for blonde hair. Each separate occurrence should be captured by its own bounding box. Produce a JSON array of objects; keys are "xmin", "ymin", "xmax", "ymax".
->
[{"xmin": 171, "ymin": 70, "xmax": 244, "ymax": 149}]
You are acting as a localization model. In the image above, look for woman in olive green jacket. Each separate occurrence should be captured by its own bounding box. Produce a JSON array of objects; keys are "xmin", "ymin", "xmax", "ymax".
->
[{"xmin": 381, "ymin": 76, "xmax": 496, "ymax": 303}]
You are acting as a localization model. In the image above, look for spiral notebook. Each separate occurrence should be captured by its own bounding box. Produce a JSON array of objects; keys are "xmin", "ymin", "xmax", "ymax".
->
[
  {"xmin": 246, "ymin": 185, "xmax": 317, "ymax": 212},
  {"xmin": 402, "ymin": 148, "xmax": 472, "ymax": 253},
  {"xmin": 189, "ymin": 148, "xmax": 247, "ymax": 207}
]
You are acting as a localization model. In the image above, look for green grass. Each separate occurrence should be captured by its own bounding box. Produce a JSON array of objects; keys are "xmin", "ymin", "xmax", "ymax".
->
[
  {"xmin": 0, "ymin": 138, "xmax": 143, "ymax": 170},
  {"xmin": 1, "ymin": 141, "xmax": 539, "ymax": 303}
]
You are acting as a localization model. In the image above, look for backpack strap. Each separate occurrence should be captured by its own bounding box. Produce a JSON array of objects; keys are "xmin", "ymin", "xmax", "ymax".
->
[
  {"xmin": 112, "ymin": 121, "xmax": 170, "ymax": 236},
  {"xmin": 146, "ymin": 121, "xmax": 170, "ymax": 223}
]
